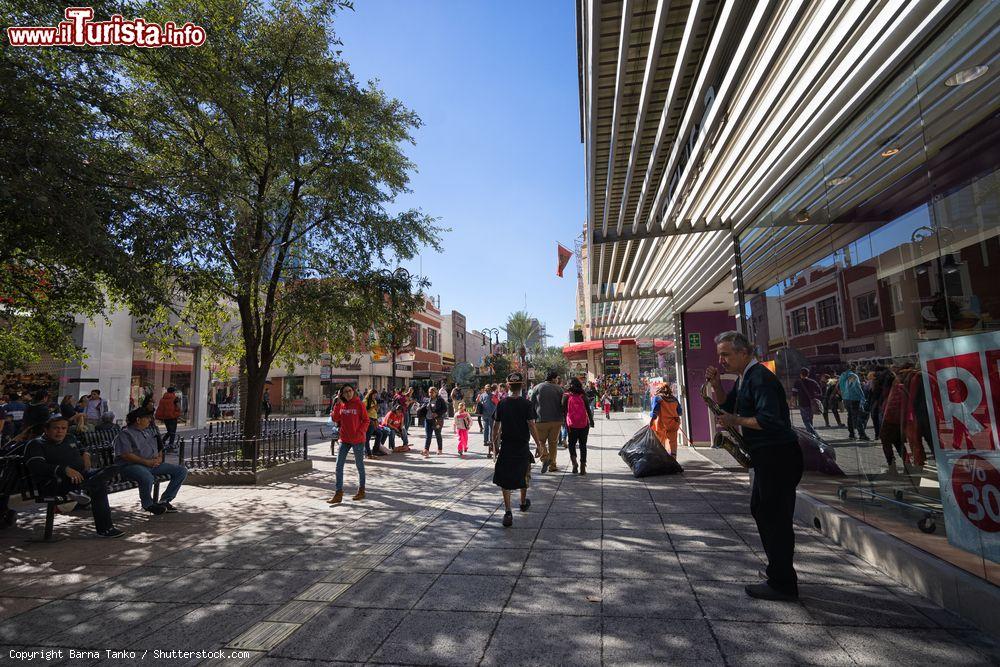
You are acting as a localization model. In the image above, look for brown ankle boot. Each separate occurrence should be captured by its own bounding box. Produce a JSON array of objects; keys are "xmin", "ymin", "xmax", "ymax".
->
[
  {"xmin": 352, "ymin": 488, "xmax": 366, "ymax": 501},
  {"xmin": 571, "ymin": 455, "xmax": 579, "ymax": 474},
  {"xmin": 580, "ymin": 463, "xmax": 587, "ymax": 475},
  {"xmin": 327, "ymin": 490, "xmax": 343, "ymax": 504}
]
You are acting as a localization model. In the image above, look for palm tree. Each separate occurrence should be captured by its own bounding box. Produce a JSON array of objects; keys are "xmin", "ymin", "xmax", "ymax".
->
[{"xmin": 504, "ymin": 310, "xmax": 538, "ymax": 357}]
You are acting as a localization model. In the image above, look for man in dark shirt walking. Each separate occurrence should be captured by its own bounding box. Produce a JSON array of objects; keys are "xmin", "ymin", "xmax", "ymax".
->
[
  {"xmin": 706, "ymin": 331, "xmax": 803, "ymax": 601},
  {"xmin": 492, "ymin": 373, "xmax": 542, "ymax": 527}
]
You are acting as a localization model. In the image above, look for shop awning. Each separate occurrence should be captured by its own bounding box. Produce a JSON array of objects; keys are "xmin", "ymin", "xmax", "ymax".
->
[{"xmin": 562, "ymin": 339, "xmax": 674, "ymax": 355}]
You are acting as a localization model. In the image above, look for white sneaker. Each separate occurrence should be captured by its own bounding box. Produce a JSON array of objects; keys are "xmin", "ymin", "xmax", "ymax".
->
[{"xmin": 68, "ymin": 491, "xmax": 91, "ymax": 506}]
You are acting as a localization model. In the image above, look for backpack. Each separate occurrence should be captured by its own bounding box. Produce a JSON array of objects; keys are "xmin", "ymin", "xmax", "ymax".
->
[{"xmin": 566, "ymin": 393, "xmax": 590, "ymax": 429}]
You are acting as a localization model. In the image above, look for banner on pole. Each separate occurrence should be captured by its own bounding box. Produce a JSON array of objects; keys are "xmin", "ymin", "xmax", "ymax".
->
[{"xmin": 557, "ymin": 244, "xmax": 573, "ymax": 277}]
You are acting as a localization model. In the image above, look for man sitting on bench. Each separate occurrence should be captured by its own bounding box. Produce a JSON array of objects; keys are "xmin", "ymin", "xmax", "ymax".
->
[
  {"xmin": 114, "ymin": 408, "xmax": 188, "ymax": 515},
  {"xmin": 24, "ymin": 415, "xmax": 125, "ymax": 538}
]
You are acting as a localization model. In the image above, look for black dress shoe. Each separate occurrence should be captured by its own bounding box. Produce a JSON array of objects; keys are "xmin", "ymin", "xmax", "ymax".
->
[
  {"xmin": 520, "ymin": 498, "xmax": 531, "ymax": 512},
  {"xmin": 745, "ymin": 583, "xmax": 798, "ymax": 602}
]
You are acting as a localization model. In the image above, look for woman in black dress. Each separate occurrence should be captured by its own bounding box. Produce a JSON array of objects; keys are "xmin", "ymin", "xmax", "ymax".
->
[{"xmin": 492, "ymin": 373, "xmax": 542, "ymax": 527}]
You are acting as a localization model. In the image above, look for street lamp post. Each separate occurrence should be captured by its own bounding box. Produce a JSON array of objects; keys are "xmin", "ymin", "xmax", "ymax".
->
[{"xmin": 377, "ymin": 267, "xmax": 411, "ymax": 393}]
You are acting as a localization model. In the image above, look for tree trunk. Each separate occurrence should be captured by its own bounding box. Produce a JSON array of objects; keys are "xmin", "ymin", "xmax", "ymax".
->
[{"xmin": 243, "ymin": 368, "xmax": 265, "ymax": 438}]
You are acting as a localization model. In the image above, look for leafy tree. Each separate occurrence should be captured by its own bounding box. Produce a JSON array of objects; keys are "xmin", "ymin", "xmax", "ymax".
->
[
  {"xmin": 532, "ymin": 346, "xmax": 570, "ymax": 381},
  {"xmin": 117, "ymin": 0, "xmax": 438, "ymax": 434},
  {"xmin": 0, "ymin": 1, "xmax": 164, "ymax": 372}
]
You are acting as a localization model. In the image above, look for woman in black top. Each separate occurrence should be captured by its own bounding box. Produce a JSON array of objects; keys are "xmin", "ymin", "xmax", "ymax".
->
[{"xmin": 422, "ymin": 387, "xmax": 447, "ymax": 457}]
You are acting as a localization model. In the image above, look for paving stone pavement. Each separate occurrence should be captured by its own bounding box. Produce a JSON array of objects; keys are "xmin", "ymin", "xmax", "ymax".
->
[{"xmin": 2, "ymin": 413, "xmax": 1000, "ymax": 665}]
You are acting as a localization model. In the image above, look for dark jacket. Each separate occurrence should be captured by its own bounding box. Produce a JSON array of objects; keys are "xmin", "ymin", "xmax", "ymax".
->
[
  {"xmin": 24, "ymin": 435, "xmax": 85, "ymax": 485},
  {"xmin": 720, "ymin": 362, "xmax": 797, "ymax": 451}
]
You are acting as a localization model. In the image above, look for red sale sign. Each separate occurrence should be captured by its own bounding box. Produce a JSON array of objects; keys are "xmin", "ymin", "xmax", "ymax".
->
[
  {"xmin": 925, "ymin": 351, "xmax": 997, "ymax": 451},
  {"xmin": 921, "ymin": 332, "xmax": 1000, "ymax": 563}
]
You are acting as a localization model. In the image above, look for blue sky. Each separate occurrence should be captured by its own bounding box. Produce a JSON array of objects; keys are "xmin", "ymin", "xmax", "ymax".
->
[{"xmin": 334, "ymin": 0, "xmax": 584, "ymax": 344}]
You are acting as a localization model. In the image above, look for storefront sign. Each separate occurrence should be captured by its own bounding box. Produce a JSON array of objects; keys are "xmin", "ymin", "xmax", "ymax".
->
[
  {"xmin": 920, "ymin": 331, "xmax": 1000, "ymax": 563},
  {"xmin": 688, "ymin": 333, "xmax": 701, "ymax": 350}
]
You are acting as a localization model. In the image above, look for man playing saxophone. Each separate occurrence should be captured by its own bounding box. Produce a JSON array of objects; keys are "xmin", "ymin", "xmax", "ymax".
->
[{"xmin": 706, "ymin": 331, "xmax": 804, "ymax": 602}]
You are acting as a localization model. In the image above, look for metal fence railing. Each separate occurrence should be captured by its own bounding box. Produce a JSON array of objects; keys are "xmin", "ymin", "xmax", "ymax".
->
[
  {"xmin": 179, "ymin": 427, "xmax": 309, "ymax": 472},
  {"xmin": 207, "ymin": 418, "xmax": 298, "ymax": 438}
]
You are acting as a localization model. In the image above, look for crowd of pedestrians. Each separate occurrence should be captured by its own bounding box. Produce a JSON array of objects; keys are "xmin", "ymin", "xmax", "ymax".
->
[{"xmin": 790, "ymin": 360, "xmax": 934, "ymax": 468}]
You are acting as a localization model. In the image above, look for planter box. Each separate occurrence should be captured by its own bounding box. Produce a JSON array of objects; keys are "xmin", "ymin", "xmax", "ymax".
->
[{"xmin": 186, "ymin": 459, "xmax": 313, "ymax": 486}]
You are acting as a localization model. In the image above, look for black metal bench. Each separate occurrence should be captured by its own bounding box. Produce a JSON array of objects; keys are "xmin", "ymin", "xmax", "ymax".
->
[{"xmin": 0, "ymin": 431, "xmax": 171, "ymax": 541}]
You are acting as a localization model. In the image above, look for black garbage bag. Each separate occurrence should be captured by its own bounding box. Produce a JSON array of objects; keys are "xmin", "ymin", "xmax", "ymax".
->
[{"xmin": 619, "ymin": 426, "xmax": 683, "ymax": 478}]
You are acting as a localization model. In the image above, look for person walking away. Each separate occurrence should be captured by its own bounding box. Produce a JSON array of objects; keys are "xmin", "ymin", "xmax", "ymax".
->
[
  {"xmin": 838, "ymin": 366, "xmax": 868, "ymax": 440},
  {"xmin": 822, "ymin": 377, "xmax": 842, "ymax": 428},
  {"xmin": 707, "ymin": 331, "xmax": 803, "ymax": 602},
  {"xmin": 492, "ymin": 373, "xmax": 542, "ymax": 527},
  {"xmin": 329, "ymin": 385, "xmax": 367, "ymax": 503},
  {"xmin": 478, "ymin": 386, "xmax": 498, "ymax": 455},
  {"xmin": 114, "ymin": 408, "xmax": 188, "ymax": 515},
  {"xmin": 528, "ymin": 371, "xmax": 562, "ymax": 473},
  {"xmin": 154, "ymin": 387, "xmax": 182, "ymax": 452},
  {"xmin": 562, "ymin": 377, "xmax": 594, "ymax": 474},
  {"xmin": 454, "ymin": 402, "xmax": 471, "ymax": 457},
  {"xmin": 879, "ymin": 366, "xmax": 908, "ymax": 471},
  {"xmin": 869, "ymin": 366, "xmax": 894, "ymax": 439},
  {"xmin": 601, "ymin": 392, "xmax": 612, "ymax": 420},
  {"xmin": 650, "ymin": 384, "xmax": 682, "ymax": 457},
  {"xmin": 261, "ymin": 388, "xmax": 272, "ymax": 420},
  {"xmin": 363, "ymin": 389, "xmax": 380, "ymax": 459},
  {"xmin": 25, "ymin": 415, "xmax": 125, "ymax": 537},
  {"xmin": 792, "ymin": 370, "xmax": 822, "ymax": 437},
  {"xmin": 422, "ymin": 387, "xmax": 447, "ymax": 457}
]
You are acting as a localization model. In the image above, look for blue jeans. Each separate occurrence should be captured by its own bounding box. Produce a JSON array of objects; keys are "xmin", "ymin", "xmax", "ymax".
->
[
  {"xmin": 120, "ymin": 462, "xmax": 188, "ymax": 509},
  {"xmin": 482, "ymin": 415, "xmax": 493, "ymax": 445},
  {"xmin": 424, "ymin": 420, "xmax": 443, "ymax": 451},
  {"xmin": 336, "ymin": 443, "xmax": 365, "ymax": 491}
]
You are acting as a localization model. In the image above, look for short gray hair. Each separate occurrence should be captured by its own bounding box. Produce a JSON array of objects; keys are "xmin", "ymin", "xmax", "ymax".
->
[{"xmin": 714, "ymin": 330, "xmax": 753, "ymax": 355}]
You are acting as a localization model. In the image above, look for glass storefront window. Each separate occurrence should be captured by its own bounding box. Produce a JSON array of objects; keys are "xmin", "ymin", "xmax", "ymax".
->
[
  {"xmin": 130, "ymin": 344, "xmax": 194, "ymax": 419},
  {"xmin": 736, "ymin": 0, "xmax": 1000, "ymax": 584}
]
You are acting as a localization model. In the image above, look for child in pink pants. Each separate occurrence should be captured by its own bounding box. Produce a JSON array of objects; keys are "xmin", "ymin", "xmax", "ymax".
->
[{"xmin": 454, "ymin": 403, "xmax": 471, "ymax": 457}]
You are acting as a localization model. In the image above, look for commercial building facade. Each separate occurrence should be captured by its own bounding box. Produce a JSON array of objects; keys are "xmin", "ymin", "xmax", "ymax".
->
[{"xmin": 578, "ymin": 0, "xmax": 1000, "ymax": 628}]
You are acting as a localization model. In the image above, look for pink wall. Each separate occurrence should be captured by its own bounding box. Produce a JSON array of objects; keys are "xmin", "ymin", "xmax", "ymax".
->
[{"xmin": 682, "ymin": 310, "xmax": 737, "ymax": 444}]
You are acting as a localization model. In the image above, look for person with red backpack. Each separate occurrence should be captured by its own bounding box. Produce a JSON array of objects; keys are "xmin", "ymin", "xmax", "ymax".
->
[
  {"xmin": 154, "ymin": 387, "xmax": 182, "ymax": 452},
  {"xmin": 562, "ymin": 377, "xmax": 595, "ymax": 475},
  {"xmin": 650, "ymin": 384, "xmax": 682, "ymax": 456}
]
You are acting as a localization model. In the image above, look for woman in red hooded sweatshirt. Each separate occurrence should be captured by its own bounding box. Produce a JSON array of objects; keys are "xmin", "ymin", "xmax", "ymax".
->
[{"xmin": 330, "ymin": 385, "xmax": 368, "ymax": 503}]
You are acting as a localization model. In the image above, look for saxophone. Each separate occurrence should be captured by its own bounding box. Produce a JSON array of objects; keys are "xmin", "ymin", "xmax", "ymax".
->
[{"xmin": 700, "ymin": 382, "xmax": 753, "ymax": 469}]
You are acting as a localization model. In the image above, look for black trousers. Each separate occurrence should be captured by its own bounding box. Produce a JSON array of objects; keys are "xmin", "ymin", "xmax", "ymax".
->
[
  {"xmin": 567, "ymin": 427, "xmax": 589, "ymax": 465},
  {"xmin": 163, "ymin": 419, "xmax": 178, "ymax": 449},
  {"xmin": 42, "ymin": 470, "xmax": 116, "ymax": 533},
  {"xmin": 750, "ymin": 444, "xmax": 803, "ymax": 595}
]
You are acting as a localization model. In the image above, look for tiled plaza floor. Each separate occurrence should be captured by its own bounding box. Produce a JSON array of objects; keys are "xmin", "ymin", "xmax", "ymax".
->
[{"xmin": 1, "ymin": 413, "xmax": 999, "ymax": 665}]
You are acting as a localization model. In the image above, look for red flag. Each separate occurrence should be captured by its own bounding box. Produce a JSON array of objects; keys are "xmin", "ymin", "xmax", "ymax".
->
[{"xmin": 557, "ymin": 244, "xmax": 573, "ymax": 277}]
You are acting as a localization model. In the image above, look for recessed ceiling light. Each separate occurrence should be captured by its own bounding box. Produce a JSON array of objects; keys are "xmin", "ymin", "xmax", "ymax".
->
[
  {"xmin": 880, "ymin": 146, "xmax": 900, "ymax": 158},
  {"xmin": 827, "ymin": 175, "xmax": 852, "ymax": 187},
  {"xmin": 945, "ymin": 65, "xmax": 988, "ymax": 87}
]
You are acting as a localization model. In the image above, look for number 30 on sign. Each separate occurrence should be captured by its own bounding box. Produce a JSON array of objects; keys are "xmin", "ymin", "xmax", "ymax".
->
[{"xmin": 952, "ymin": 454, "xmax": 1000, "ymax": 533}]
